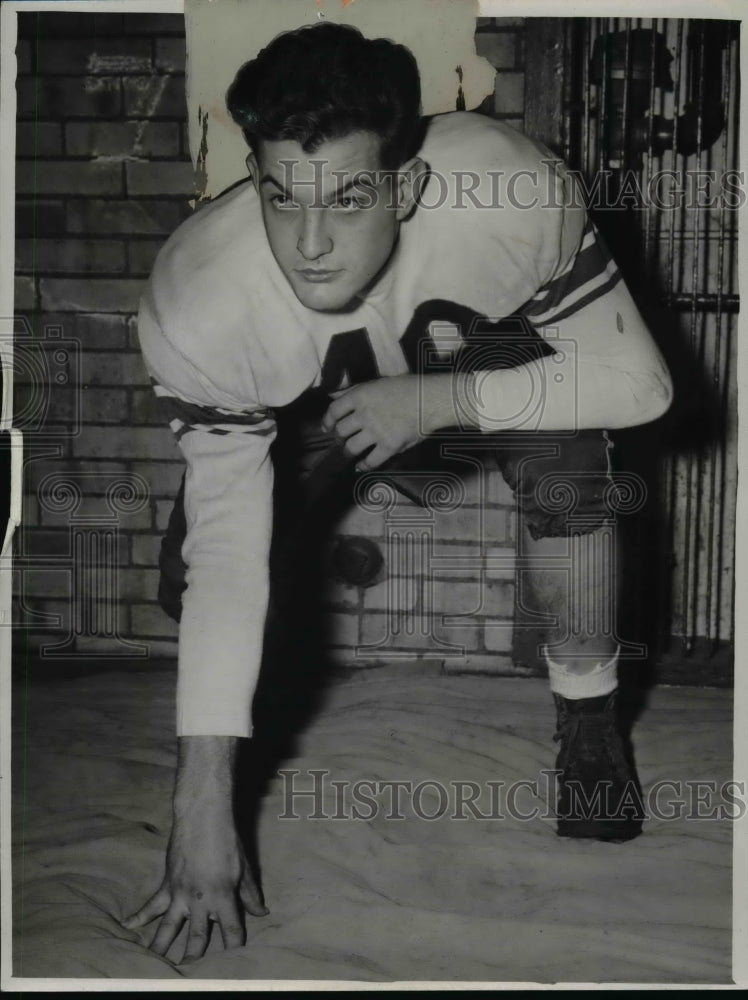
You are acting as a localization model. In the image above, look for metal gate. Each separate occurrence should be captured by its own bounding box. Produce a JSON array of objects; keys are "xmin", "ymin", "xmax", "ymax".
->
[{"xmin": 525, "ymin": 18, "xmax": 739, "ymax": 683}]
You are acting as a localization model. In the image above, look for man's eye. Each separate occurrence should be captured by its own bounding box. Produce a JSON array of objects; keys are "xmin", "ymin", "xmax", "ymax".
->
[
  {"xmin": 331, "ymin": 197, "xmax": 361, "ymax": 212},
  {"xmin": 269, "ymin": 194, "xmax": 297, "ymax": 210}
]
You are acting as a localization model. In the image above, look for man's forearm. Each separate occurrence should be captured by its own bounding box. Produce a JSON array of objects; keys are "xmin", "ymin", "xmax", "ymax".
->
[
  {"xmin": 421, "ymin": 352, "xmax": 672, "ymax": 436},
  {"xmin": 173, "ymin": 735, "xmax": 240, "ymax": 817},
  {"xmin": 419, "ymin": 368, "xmax": 557, "ymax": 435}
]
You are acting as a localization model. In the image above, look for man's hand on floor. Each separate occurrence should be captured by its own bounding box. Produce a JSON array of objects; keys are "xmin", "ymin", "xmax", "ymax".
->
[{"xmin": 122, "ymin": 735, "xmax": 268, "ymax": 964}]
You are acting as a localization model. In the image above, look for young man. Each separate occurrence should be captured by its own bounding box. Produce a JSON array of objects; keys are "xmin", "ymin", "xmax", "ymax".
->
[{"xmin": 128, "ymin": 23, "xmax": 672, "ymax": 962}]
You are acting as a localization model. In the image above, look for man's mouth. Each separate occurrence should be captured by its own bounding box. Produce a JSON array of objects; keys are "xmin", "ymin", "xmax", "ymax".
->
[{"xmin": 295, "ymin": 268, "xmax": 342, "ymax": 283}]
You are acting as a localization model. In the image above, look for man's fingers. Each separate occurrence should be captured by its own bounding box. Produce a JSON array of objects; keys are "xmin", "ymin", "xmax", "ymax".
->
[
  {"xmin": 342, "ymin": 430, "xmax": 375, "ymax": 459},
  {"xmin": 122, "ymin": 887, "xmax": 171, "ymax": 929},
  {"xmin": 239, "ymin": 875, "xmax": 270, "ymax": 917},
  {"xmin": 322, "ymin": 394, "xmax": 356, "ymax": 430},
  {"xmin": 333, "ymin": 412, "xmax": 363, "ymax": 442},
  {"xmin": 149, "ymin": 905, "xmax": 188, "ymax": 957},
  {"xmin": 355, "ymin": 444, "xmax": 391, "ymax": 471},
  {"xmin": 214, "ymin": 900, "xmax": 247, "ymax": 951},
  {"xmin": 180, "ymin": 912, "xmax": 211, "ymax": 965}
]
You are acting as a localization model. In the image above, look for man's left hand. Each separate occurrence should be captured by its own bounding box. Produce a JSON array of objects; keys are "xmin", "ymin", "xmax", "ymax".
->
[{"xmin": 321, "ymin": 375, "xmax": 430, "ymax": 471}]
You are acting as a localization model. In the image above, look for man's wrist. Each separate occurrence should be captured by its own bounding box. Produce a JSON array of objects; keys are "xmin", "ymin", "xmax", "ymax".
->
[
  {"xmin": 420, "ymin": 372, "xmax": 479, "ymax": 435},
  {"xmin": 173, "ymin": 735, "xmax": 240, "ymax": 812}
]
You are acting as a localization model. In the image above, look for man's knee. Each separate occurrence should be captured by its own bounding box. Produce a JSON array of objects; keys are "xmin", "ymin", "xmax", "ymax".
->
[{"xmin": 496, "ymin": 430, "xmax": 614, "ymax": 540}]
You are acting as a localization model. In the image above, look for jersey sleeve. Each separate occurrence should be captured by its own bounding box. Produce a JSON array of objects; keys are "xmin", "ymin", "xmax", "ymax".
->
[
  {"xmin": 472, "ymin": 188, "xmax": 672, "ymax": 433},
  {"xmin": 519, "ymin": 216, "xmax": 623, "ymax": 330},
  {"xmin": 137, "ymin": 291, "xmax": 276, "ymax": 737}
]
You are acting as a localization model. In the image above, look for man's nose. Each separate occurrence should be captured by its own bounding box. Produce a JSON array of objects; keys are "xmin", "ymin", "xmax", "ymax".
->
[{"xmin": 297, "ymin": 209, "xmax": 333, "ymax": 260}]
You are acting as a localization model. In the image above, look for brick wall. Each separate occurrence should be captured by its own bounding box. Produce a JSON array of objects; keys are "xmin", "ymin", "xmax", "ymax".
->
[
  {"xmin": 475, "ymin": 16, "xmax": 526, "ymax": 128},
  {"xmin": 14, "ymin": 12, "xmax": 193, "ymax": 658},
  {"xmin": 13, "ymin": 12, "xmax": 528, "ymax": 673}
]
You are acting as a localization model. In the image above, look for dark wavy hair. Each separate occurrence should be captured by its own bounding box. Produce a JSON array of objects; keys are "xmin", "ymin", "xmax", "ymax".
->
[{"xmin": 225, "ymin": 23, "xmax": 422, "ymax": 170}]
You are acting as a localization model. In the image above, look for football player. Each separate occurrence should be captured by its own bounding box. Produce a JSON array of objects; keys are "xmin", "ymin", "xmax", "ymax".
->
[{"xmin": 127, "ymin": 23, "xmax": 672, "ymax": 963}]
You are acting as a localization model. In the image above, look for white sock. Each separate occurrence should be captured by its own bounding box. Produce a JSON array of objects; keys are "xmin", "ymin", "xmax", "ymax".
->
[{"xmin": 545, "ymin": 646, "xmax": 619, "ymax": 700}]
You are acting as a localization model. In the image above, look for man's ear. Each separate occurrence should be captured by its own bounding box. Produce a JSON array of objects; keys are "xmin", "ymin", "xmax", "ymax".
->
[
  {"xmin": 395, "ymin": 156, "xmax": 428, "ymax": 221},
  {"xmin": 246, "ymin": 151, "xmax": 259, "ymax": 192}
]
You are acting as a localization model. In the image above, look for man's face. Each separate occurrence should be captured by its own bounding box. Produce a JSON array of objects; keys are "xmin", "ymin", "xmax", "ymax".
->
[{"xmin": 249, "ymin": 131, "xmax": 417, "ymax": 311}]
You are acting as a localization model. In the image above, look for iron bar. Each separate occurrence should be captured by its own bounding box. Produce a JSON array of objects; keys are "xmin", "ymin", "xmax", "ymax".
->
[
  {"xmin": 706, "ymin": 35, "xmax": 731, "ymax": 649},
  {"xmin": 582, "ymin": 19, "xmax": 591, "ymax": 176},
  {"xmin": 666, "ymin": 18, "xmax": 685, "ymax": 650},
  {"xmin": 686, "ymin": 21, "xmax": 706, "ymax": 649},
  {"xmin": 661, "ymin": 292, "xmax": 738, "ymax": 313}
]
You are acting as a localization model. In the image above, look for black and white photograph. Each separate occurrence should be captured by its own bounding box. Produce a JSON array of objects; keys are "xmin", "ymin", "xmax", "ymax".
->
[{"xmin": 1, "ymin": 0, "xmax": 745, "ymax": 988}]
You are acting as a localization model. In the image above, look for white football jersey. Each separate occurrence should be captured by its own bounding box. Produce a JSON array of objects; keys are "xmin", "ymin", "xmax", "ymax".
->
[{"xmin": 138, "ymin": 111, "xmax": 666, "ymax": 736}]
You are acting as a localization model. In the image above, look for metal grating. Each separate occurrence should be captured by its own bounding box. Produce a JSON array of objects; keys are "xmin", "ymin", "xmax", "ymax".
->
[{"xmin": 558, "ymin": 18, "xmax": 740, "ymax": 665}]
